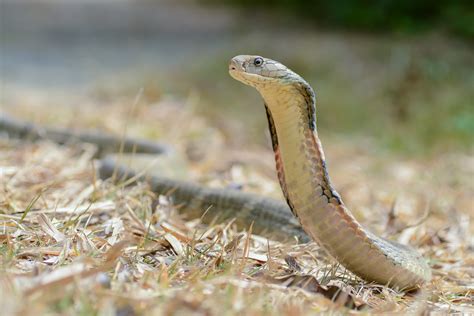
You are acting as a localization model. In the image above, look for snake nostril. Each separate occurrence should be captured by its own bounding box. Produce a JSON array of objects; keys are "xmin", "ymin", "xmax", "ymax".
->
[{"xmin": 230, "ymin": 58, "xmax": 241, "ymax": 71}]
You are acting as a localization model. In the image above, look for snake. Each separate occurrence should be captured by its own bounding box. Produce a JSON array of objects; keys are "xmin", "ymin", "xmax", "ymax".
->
[
  {"xmin": 229, "ymin": 55, "xmax": 431, "ymax": 290},
  {"xmin": 1, "ymin": 56, "xmax": 431, "ymax": 290}
]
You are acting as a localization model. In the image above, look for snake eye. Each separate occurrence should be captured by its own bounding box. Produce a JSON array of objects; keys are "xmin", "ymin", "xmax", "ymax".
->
[{"xmin": 254, "ymin": 57, "xmax": 264, "ymax": 67}]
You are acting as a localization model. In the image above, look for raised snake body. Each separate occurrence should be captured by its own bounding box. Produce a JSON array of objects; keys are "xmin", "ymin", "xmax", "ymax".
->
[{"xmin": 229, "ymin": 55, "xmax": 431, "ymax": 290}]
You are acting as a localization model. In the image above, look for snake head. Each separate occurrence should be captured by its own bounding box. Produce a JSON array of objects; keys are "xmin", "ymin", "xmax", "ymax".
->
[{"xmin": 229, "ymin": 55, "xmax": 296, "ymax": 89}]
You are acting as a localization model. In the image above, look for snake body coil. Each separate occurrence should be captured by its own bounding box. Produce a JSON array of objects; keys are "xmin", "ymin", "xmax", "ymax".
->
[{"xmin": 229, "ymin": 55, "xmax": 431, "ymax": 290}]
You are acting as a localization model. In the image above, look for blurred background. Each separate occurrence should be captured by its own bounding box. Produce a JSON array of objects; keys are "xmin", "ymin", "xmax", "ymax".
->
[{"xmin": 1, "ymin": 0, "xmax": 473, "ymax": 154}]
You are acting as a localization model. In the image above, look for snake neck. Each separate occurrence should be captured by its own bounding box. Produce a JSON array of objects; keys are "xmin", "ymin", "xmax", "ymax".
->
[{"xmin": 260, "ymin": 84, "xmax": 343, "ymax": 211}]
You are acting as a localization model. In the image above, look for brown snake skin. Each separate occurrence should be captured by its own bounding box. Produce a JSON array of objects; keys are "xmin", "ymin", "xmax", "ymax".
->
[{"xmin": 229, "ymin": 55, "xmax": 431, "ymax": 290}]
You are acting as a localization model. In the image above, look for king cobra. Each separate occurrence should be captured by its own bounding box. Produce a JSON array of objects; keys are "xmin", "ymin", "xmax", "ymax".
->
[
  {"xmin": 0, "ymin": 56, "xmax": 431, "ymax": 291},
  {"xmin": 229, "ymin": 55, "xmax": 431, "ymax": 290}
]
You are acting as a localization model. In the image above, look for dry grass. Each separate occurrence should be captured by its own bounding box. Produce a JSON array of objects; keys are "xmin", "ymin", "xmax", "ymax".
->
[{"xmin": 1, "ymin": 100, "xmax": 473, "ymax": 315}]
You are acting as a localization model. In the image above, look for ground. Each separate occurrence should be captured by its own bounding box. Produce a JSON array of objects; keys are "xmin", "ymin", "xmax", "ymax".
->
[{"xmin": 1, "ymin": 100, "xmax": 472, "ymax": 315}]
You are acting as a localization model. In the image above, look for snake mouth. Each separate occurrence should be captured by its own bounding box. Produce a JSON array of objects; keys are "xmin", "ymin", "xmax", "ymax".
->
[{"xmin": 229, "ymin": 69, "xmax": 262, "ymax": 88}]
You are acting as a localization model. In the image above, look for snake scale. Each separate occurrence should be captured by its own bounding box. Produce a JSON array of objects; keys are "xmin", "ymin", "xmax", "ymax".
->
[
  {"xmin": 229, "ymin": 55, "xmax": 431, "ymax": 290},
  {"xmin": 1, "ymin": 56, "xmax": 431, "ymax": 290}
]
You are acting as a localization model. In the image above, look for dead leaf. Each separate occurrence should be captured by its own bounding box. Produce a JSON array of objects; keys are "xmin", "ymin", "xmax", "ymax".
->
[
  {"xmin": 164, "ymin": 233, "xmax": 184, "ymax": 256},
  {"xmin": 37, "ymin": 214, "xmax": 65, "ymax": 242}
]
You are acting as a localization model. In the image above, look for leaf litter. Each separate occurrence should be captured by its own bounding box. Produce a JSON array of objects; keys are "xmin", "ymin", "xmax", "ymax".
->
[{"xmin": 0, "ymin": 100, "xmax": 473, "ymax": 315}]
